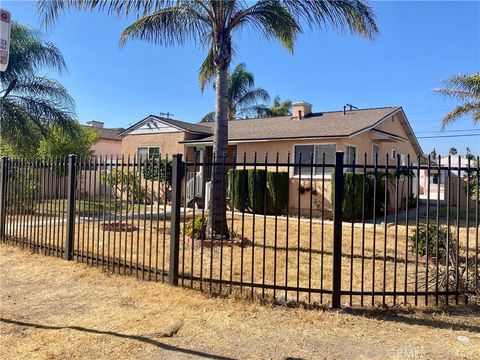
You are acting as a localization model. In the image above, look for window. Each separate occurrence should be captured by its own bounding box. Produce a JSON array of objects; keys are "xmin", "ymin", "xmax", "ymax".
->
[
  {"xmin": 391, "ymin": 148, "xmax": 396, "ymax": 160},
  {"xmin": 400, "ymin": 153, "xmax": 407, "ymax": 165},
  {"xmin": 137, "ymin": 146, "xmax": 160, "ymax": 160},
  {"xmin": 430, "ymin": 173, "xmax": 444, "ymax": 185},
  {"xmin": 345, "ymin": 145, "xmax": 356, "ymax": 165},
  {"xmin": 294, "ymin": 144, "xmax": 336, "ymax": 176},
  {"xmin": 372, "ymin": 144, "xmax": 379, "ymax": 163}
]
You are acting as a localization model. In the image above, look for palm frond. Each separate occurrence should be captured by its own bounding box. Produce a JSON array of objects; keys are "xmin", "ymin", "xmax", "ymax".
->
[
  {"xmin": 200, "ymin": 111, "xmax": 215, "ymax": 122},
  {"xmin": 119, "ymin": 5, "xmax": 210, "ymax": 47},
  {"xmin": 441, "ymin": 102, "xmax": 480, "ymax": 129},
  {"xmin": 199, "ymin": 47, "xmax": 215, "ymax": 92},
  {"xmin": 234, "ymin": 88, "xmax": 270, "ymax": 110}
]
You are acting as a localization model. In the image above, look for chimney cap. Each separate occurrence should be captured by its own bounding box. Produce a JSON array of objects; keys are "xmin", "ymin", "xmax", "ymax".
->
[{"xmin": 292, "ymin": 100, "xmax": 312, "ymax": 106}]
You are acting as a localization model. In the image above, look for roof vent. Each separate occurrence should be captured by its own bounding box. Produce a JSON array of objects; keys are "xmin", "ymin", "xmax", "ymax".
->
[{"xmin": 292, "ymin": 101, "xmax": 312, "ymax": 119}]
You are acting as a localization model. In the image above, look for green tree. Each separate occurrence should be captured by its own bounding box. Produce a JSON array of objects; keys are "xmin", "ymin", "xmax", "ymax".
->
[
  {"xmin": 448, "ymin": 147, "xmax": 457, "ymax": 156},
  {"xmin": 0, "ymin": 22, "xmax": 75, "ymax": 151},
  {"xmin": 434, "ymin": 72, "xmax": 480, "ymax": 128},
  {"xmin": 430, "ymin": 148, "xmax": 437, "ymax": 159},
  {"xmin": 200, "ymin": 63, "xmax": 269, "ymax": 122},
  {"xmin": 265, "ymin": 95, "xmax": 292, "ymax": 117},
  {"xmin": 37, "ymin": 120, "xmax": 100, "ymax": 159},
  {"xmin": 39, "ymin": 0, "xmax": 378, "ymax": 237}
]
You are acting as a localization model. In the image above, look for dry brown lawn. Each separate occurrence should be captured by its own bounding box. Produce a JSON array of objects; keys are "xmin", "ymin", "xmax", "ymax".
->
[
  {"xmin": 4, "ymin": 209, "xmax": 478, "ymax": 307},
  {"xmin": 1, "ymin": 244, "xmax": 480, "ymax": 359}
]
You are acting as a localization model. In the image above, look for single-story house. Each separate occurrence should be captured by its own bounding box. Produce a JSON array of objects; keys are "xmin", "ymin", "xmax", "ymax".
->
[
  {"xmin": 84, "ymin": 120, "xmax": 123, "ymax": 158},
  {"xmin": 119, "ymin": 102, "xmax": 424, "ymax": 216}
]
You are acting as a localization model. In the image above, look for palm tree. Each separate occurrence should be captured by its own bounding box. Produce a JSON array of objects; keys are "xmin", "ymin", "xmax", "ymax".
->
[
  {"xmin": 200, "ymin": 63, "xmax": 269, "ymax": 122},
  {"xmin": 39, "ymin": 0, "xmax": 378, "ymax": 238},
  {"xmin": 0, "ymin": 22, "xmax": 75, "ymax": 156},
  {"xmin": 266, "ymin": 95, "xmax": 292, "ymax": 117},
  {"xmin": 434, "ymin": 72, "xmax": 480, "ymax": 128}
]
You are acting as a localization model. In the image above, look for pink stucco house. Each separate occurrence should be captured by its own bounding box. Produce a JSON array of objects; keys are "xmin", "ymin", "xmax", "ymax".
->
[{"xmin": 84, "ymin": 120, "xmax": 123, "ymax": 158}]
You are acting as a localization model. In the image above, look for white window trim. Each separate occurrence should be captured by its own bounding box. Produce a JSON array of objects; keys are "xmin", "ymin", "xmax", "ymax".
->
[
  {"xmin": 136, "ymin": 146, "xmax": 161, "ymax": 159},
  {"xmin": 372, "ymin": 143, "xmax": 380, "ymax": 163},
  {"xmin": 344, "ymin": 144, "xmax": 357, "ymax": 166},
  {"xmin": 291, "ymin": 143, "xmax": 336, "ymax": 179}
]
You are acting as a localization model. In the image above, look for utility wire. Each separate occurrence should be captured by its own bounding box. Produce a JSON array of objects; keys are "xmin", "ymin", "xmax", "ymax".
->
[{"xmin": 417, "ymin": 133, "xmax": 480, "ymax": 139}]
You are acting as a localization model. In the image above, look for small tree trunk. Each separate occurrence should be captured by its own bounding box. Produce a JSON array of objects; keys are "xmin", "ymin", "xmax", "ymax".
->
[{"xmin": 207, "ymin": 65, "xmax": 229, "ymax": 239}]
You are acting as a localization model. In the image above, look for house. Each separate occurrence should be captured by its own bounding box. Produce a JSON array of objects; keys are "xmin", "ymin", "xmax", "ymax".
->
[
  {"xmin": 84, "ymin": 120, "xmax": 123, "ymax": 158},
  {"xmin": 419, "ymin": 156, "xmax": 470, "ymax": 207},
  {"xmin": 119, "ymin": 102, "xmax": 424, "ymax": 215}
]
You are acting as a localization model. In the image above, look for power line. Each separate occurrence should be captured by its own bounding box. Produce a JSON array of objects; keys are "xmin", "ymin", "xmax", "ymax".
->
[
  {"xmin": 417, "ymin": 133, "xmax": 480, "ymax": 139},
  {"xmin": 415, "ymin": 129, "xmax": 480, "ymax": 134}
]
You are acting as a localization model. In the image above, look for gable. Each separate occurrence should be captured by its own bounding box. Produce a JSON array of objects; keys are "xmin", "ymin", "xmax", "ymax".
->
[{"xmin": 127, "ymin": 116, "xmax": 185, "ymax": 135}]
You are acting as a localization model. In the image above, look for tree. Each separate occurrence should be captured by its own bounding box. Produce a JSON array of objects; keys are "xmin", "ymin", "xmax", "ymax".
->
[
  {"xmin": 37, "ymin": 120, "xmax": 100, "ymax": 159},
  {"xmin": 448, "ymin": 147, "xmax": 457, "ymax": 156},
  {"xmin": 430, "ymin": 148, "xmax": 437, "ymax": 159},
  {"xmin": 39, "ymin": 0, "xmax": 378, "ymax": 238},
  {"xmin": 434, "ymin": 72, "xmax": 480, "ymax": 128},
  {"xmin": 465, "ymin": 147, "xmax": 474, "ymax": 161},
  {"xmin": 266, "ymin": 95, "xmax": 292, "ymax": 117},
  {"xmin": 0, "ymin": 22, "xmax": 75, "ymax": 151},
  {"xmin": 200, "ymin": 63, "xmax": 269, "ymax": 122}
]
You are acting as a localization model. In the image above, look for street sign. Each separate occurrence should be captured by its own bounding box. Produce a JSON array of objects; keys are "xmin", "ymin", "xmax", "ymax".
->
[{"xmin": 0, "ymin": 9, "xmax": 11, "ymax": 72}]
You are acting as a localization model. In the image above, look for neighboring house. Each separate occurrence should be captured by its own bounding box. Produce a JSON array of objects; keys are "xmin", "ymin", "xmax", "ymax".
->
[
  {"xmin": 120, "ymin": 102, "xmax": 424, "ymax": 215},
  {"xmin": 84, "ymin": 120, "xmax": 124, "ymax": 158},
  {"xmin": 419, "ymin": 156, "xmax": 470, "ymax": 206}
]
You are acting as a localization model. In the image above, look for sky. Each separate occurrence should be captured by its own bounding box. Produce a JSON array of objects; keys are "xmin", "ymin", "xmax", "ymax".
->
[{"xmin": 3, "ymin": 0, "xmax": 480, "ymax": 155}]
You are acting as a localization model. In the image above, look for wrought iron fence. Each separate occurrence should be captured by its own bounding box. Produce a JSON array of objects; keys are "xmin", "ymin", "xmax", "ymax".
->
[{"xmin": 0, "ymin": 152, "xmax": 478, "ymax": 308}]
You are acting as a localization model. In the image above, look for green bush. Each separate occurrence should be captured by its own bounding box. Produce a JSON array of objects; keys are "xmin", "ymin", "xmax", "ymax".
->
[
  {"xmin": 331, "ymin": 172, "xmax": 386, "ymax": 220},
  {"xmin": 104, "ymin": 169, "xmax": 147, "ymax": 202},
  {"xmin": 141, "ymin": 160, "xmax": 184, "ymax": 185},
  {"xmin": 410, "ymin": 223, "xmax": 453, "ymax": 257},
  {"xmin": 6, "ymin": 168, "xmax": 38, "ymax": 214},
  {"xmin": 247, "ymin": 169, "xmax": 267, "ymax": 213},
  {"xmin": 229, "ymin": 169, "xmax": 249, "ymax": 211},
  {"xmin": 183, "ymin": 216, "xmax": 207, "ymax": 239},
  {"xmin": 267, "ymin": 171, "xmax": 289, "ymax": 214}
]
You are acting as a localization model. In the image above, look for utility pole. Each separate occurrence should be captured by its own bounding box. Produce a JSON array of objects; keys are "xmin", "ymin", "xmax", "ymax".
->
[{"xmin": 159, "ymin": 111, "xmax": 174, "ymax": 119}]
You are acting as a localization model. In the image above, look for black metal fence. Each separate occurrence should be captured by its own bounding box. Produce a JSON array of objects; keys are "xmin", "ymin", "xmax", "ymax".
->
[{"xmin": 0, "ymin": 152, "xmax": 478, "ymax": 308}]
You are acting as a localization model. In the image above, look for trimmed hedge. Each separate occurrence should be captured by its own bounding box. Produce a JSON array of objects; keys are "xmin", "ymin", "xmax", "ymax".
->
[
  {"xmin": 331, "ymin": 172, "xmax": 386, "ymax": 220},
  {"xmin": 267, "ymin": 171, "xmax": 289, "ymax": 214},
  {"xmin": 229, "ymin": 169, "xmax": 249, "ymax": 211},
  {"xmin": 229, "ymin": 169, "xmax": 289, "ymax": 214},
  {"xmin": 248, "ymin": 169, "xmax": 267, "ymax": 213}
]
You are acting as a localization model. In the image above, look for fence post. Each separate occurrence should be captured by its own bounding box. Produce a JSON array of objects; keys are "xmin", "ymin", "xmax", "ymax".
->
[
  {"xmin": 0, "ymin": 157, "xmax": 8, "ymax": 241},
  {"xmin": 332, "ymin": 151, "xmax": 344, "ymax": 308},
  {"xmin": 169, "ymin": 154, "xmax": 183, "ymax": 285},
  {"xmin": 65, "ymin": 154, "xmax": 77, "ymax": 261}
]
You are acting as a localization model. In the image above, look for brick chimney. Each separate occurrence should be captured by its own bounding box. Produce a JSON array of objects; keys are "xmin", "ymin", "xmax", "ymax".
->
[
  {"xmin": 291, "ymin": 101, "xmax": 312, "ymax": 119},
  {"xmin": 86, "ymin": 120, "xmax": 104, "ymax": 128}
]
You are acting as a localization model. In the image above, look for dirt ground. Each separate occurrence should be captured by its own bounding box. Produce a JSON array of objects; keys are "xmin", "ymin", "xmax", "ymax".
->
[{"xmin": 1, "ymin": 244, "xmax": 479, "ymax": 360}]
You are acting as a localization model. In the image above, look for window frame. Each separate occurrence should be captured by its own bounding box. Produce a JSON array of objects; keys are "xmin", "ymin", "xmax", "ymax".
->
[
  {"xmin": 372, "ymin": 143, "xmax": 380, "ymax": 163},
  {"xmin": 291, "ymin": 143, "xmax": 337, "ymax": 179},
  {"xmin": 136, "ymin": 146, "xmax": 161, "ymax": 160},
  {"xmin": 344, "ymin": 144, "xmax": 357, "ymax": 167}
]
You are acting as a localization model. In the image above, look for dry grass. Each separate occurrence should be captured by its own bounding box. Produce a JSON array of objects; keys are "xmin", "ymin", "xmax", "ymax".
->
[
  {"xmin": 4, "ymin": 207, "xmax": 478, "ymax": 307},
  {"xmin": 1, "ymin": 244, "xmax": 480, "ymax": 359}
]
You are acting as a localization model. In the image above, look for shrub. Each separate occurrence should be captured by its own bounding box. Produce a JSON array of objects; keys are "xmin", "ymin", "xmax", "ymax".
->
[
  {"xmin": 183, "ymin": 216, "xmax": 207, "ymax": 239},
  {"xmin": 247, "ymin": 169, "xmax": 267, "ymax": 213},
  {"xmin": 409, "ymin": 223, "xmax": 453, "ymax": 257},
  {"xmin": 331, "ymin": 172, "xmax": 387, "ymax": 220},
  {"xmin": 141, "ymin": 160, "xmax": 184, "ymax": 185},
  {"xmin": 6, "ymin": 168, "xmax": 38, "ymax": 214},
  {"xmin": 104, "ymin": 169, "xmax": 147, "ymax": 202},
  {"xmin": 229, "ymin": 169, "xmax": 249, "ymax": 211},
  {"xmin": 267, "ymin": 171, "xmax": 289, "ymax": 214}
]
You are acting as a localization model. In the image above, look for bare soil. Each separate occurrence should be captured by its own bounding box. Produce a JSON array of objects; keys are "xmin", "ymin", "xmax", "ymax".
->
[{"xmin": 1, "ymin": 244, "xmax": 480, "ymax": 359}]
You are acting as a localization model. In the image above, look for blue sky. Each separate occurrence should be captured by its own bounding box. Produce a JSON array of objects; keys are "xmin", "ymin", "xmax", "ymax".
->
[{"xmin": 4, "ymin": 0, "xmax": 480, "ymax": 155}]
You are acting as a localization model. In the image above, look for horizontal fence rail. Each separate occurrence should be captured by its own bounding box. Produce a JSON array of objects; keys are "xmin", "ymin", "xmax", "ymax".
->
[{"xmin": 0, "ymin": 152, "xmax": 478, "ymax": 308}]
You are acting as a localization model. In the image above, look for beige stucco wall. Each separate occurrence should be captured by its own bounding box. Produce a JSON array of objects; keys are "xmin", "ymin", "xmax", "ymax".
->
[
  {"xmin": 91, "ymin": 139, "xmax": 122, "ymax": 158},
  {"xmin": 122, "ymin": 132, "xmax": 200, "ymax": 159}
]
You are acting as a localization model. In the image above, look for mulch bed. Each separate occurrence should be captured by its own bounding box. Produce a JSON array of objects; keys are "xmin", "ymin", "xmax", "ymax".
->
[{"xmin": 101, "ymin": 222, "xmax": 137, "ymax": 232}]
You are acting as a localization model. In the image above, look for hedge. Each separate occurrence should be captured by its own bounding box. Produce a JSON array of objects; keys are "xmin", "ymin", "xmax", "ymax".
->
[
  {"xmin": 247, "ymin": 169, "xmax": 267, "ymax": 213},
  {"xmin": 229, "ymin": 169, "xmax": 249, "ymax": 211},
  {"xmin": 229, "ymin": 169, "xmax": 289, "ymax": 214},
  {"xmin": 331, "ymin": 172, "xmax": 386, "ymax": 220},
  {"xmin": 267, "ymin": 171, "xmax": 289, "ymax": 214}
]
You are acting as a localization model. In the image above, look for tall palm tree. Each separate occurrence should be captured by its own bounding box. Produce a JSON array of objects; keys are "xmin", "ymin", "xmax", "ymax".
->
[
  {"xmin": 39, "ymin": 0, "xmax": 378, "ymax": 238},
  {"xmin": 434, "ymin": 72, "xmax": 480, "ymax": 129},
  {"xmin": 200, "ymin": 63, "xmax": 269, "ymax": 122},
  {"xmin": 0, "ymin": 22, "xmax": 75, "ymax": 155}
]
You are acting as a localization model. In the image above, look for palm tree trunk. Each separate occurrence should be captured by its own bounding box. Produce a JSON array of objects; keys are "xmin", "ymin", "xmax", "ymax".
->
[{"xmin": 207, "ymin": 65, "xmax": 229, "ymax": 239}]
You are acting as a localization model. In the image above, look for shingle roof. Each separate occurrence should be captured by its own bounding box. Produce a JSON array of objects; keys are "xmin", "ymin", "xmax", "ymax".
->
[
  {"xmin": 183, "ymin": 106, "xmax": 401, "ymax": 143},
  {"xmin": 82, "ymin": 126, "xmax": 124, "ymax": 141}
]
